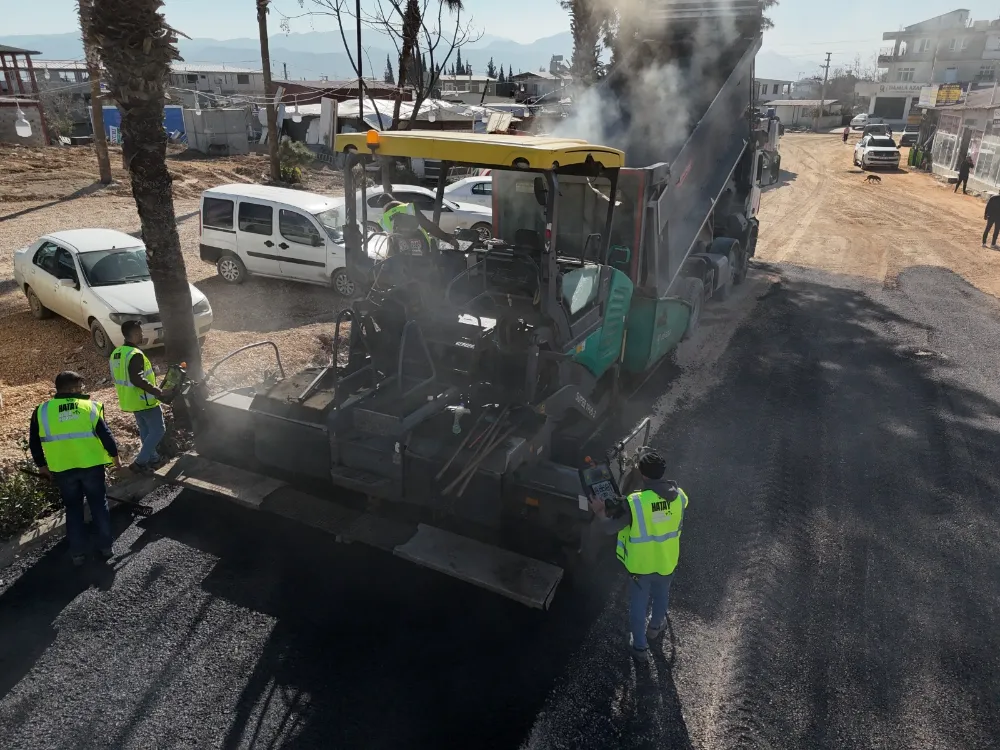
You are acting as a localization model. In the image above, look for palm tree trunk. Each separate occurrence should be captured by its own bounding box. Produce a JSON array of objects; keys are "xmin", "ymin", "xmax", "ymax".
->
[
  {"xmin": 88, "ymin": 0, "xmax": 202, "ymax": 375},
  {"xmin": 77, "ymin": 0, "xmax": 112, "ymax": 184}
]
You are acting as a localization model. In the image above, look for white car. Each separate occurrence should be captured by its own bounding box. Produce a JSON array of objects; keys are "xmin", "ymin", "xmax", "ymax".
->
[
  {"xmin": 854, "ymin": 135, "xmax": 901, "ymax": 170},
  {"xmin": 13, "ymin": 228, "xmax": 213, "ymax": 355},
  {"xmin": 443, "ymin": 176, "xmax": 493, "ymax": 209},
  {"xmin": 356, "ymin": 184, "xmax": 493, "ymax": 238},
  {"xmin": 851, "ymin": 113, "xmax": 869, "ymax": 130}
]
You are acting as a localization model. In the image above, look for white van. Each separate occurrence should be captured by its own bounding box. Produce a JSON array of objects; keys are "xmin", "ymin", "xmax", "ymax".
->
[{"xmin": 199, "ymin": 184, "xmax": 354, "ymax": 296}]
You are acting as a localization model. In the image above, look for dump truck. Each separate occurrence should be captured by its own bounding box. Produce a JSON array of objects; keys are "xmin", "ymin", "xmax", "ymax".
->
[{"xmin": 161, "ymin": 0, "xmax": 770, "ymax": 609}]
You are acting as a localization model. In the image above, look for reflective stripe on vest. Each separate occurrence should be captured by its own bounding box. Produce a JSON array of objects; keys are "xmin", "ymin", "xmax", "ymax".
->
[
  {"xmin": 616, "ymin": 487, "xmax": 688, "ymax": 576},
  {"xmin": 38, "ymin": 398, "xmax": 112, "ymax": 473},
  {"xmin": 110, "ymin": 346, "xmax": 159, "ymax": 412}
]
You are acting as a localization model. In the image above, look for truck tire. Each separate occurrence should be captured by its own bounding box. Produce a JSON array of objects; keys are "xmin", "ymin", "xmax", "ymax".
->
[
  {"xmin": 710, "ymin": 238, "xmax": 740, "ymax": 300},
  {"xmin": 682, "ymin": 277, "xmax": 703, "ymax": 341}
]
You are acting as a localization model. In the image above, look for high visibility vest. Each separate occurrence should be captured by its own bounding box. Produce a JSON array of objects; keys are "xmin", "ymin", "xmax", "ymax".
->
[
  {"xmin": 110, "ymin": 346, "xmax": 159, "ymax": 412},
  {"xmin": 616, "ymin": 487, "xmax": 689, "ymax": 576},
  {"xmin": 37, "ymin": 397, "xmax": 112, "ymax": 473},
  {"xmin": 380, "ymin": 202, "xmax": 432, "ymax": 247}
]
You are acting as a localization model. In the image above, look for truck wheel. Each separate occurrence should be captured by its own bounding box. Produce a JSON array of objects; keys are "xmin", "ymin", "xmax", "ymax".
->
[
  {"xmin": 682, "ymin": 277, "xmax": 703, "ymax": 341},
  {"xmin": 733, "ymin": 235, "xmax": 752, "ymax": 285},
  {"xmin": 217, "ymin": 254, "xmax": 247, "ymax": 284},
  {"xmin": 710, "ymin": 238, "xmax": 740, "ymax": 301},
  {"xmin": 26, "ymin": 287, "xmax": 51, "ymax": 320}
]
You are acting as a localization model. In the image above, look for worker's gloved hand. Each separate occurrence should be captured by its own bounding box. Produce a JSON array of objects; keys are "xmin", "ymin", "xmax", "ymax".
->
[{"xmin": 588, "ymin": 495, "xmax": 607, "ymax": 519}]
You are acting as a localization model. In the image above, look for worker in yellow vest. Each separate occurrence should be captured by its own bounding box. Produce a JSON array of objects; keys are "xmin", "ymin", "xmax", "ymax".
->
[
  {"xmin": 109, "ymin": 320, "xmax": 170, "ymax": 472},
  {"xmin": 589, "ymin": 448, "xmax": 689, "ymax": 657},
  {"xmin": 29, "ymin": 371, "xmax": 122, "ymax": 566},
  {"xmin": 379, "ymin": 197, "xmax": 457, "ymax": 251}
]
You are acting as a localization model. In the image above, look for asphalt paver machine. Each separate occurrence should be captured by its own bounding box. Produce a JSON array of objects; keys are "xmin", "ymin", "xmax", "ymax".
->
[{"xmin": 166, "ymin": 0, "xmax": 770, "ymax": 608}]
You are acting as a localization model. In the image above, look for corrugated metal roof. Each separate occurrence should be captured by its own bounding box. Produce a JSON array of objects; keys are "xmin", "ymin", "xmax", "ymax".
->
[
  {"xmin": 171, "ymin": 63, "xmax": 261, "ymax": 74},
  {"xmin": 32, "ymin": 60, "xmax": 90, "ymax": 70},
  {"xmin": 0, "ymin": 44, "xmax": 41, "ymax": 55},
  {"xmin": 766, "ymin": 99, "xmax": 841, "ymax": 107}
]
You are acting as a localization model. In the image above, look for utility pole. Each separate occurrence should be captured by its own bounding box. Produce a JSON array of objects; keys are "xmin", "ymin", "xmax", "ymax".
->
[
  {"xmin": 283, "ymin": 62, "xmax": 288, "ymax": 80},
  {"xmin": 256, "ymin": 0, "xmax": 281, "ymax": 182},
  {"xmin": 78, "ymin": 0, "xmax": 112, "ymax": 184},
  {"xmin": 814, "ymin": 52, "xmax": 832, "ymax": 133}
]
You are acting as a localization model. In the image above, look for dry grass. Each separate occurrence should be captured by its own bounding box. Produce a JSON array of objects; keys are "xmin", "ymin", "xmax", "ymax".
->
[{"xmin": 0, "ymin": 142, "xmax": 349, "ymax": 466}]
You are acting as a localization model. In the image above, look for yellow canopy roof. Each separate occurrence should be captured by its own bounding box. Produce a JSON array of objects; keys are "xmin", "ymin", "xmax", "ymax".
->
[{"xmin": 334, "ymin": 130, "xmax": 624, "ymax": 170}]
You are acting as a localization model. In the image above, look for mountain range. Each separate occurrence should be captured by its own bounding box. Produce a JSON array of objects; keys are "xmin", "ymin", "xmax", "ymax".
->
[
  {"xmin": 1, "ymin": 30, "xmax": 815, "ymax": 83},
  {"xmin": 0, "ymin": 30, "xmax": 572, "ymax": 81}
]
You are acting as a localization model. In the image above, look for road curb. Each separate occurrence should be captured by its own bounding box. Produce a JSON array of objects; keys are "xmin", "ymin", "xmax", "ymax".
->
[{"xmin": 0, "ymin": 475, "xmax": 160, "ymax": 570}]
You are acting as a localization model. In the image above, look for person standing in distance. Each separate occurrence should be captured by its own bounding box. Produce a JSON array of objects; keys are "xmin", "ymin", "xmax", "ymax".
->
[
  {"xmin": 29, "ymin": 371, "xmax": 121, "ymax": 565},
  {"xmin": 983, "ymin": 192, "xmax": 1000, "ymax": 248},
  {"xmin": 110, "ymin": 320, "xmax": 169, "ymax": 472},
  {"xmin": 590, "ymin": 448, "xmax": 689, "ymax": 657}
]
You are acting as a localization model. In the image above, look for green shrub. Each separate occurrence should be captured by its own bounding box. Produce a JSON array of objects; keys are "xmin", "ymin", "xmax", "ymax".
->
[
  {"xmin": 278, "ymin": 139, "xmax": 314, "ymax": 184},
  {"xmin": 0, "ymin": 441, "xmax": 62, "ymax": 541}
]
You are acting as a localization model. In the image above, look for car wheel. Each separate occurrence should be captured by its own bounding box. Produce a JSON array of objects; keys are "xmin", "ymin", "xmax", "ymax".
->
[
  {"xmin": 365, "ymin": 221, "xmax": 382, "ymax": 236},
  {"xmin": 471, "ymin": 222, "xmax": 492, "ymax": 240},
  {"xmin": 26, "ymin": 287, "xmax": 51, "ymax": 320},
  {"xmin": 331, "ymin": 268, "xmax": 356, "ymax": 297},
  {"xmin": 90, "ymin": 319, "xmax": 114, "ymax": 357},
  {"xmin": 217, "ymin": 254, "xmax": 247, "ymax": 284}
]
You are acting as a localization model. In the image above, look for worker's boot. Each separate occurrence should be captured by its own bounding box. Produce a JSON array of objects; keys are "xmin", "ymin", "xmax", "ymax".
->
[{"xmin": 646, "ymin": 619, "xmax": 667, "ymax": 643}]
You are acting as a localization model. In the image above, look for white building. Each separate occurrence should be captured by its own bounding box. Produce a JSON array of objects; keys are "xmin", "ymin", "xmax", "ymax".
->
[
  {"xmin": 168, "ymin": 63, "xmax": 265, "ymax": 108},
  {"xmin": 865, "ymin": 9, "xmax": 1000, "ymax": 124},
  {"xmin": 754, "ymin": 78, "xmax": 792, "ymax": 103}
]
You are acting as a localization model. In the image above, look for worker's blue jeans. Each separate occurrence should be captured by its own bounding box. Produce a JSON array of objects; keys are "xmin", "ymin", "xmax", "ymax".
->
[
  {"xmin": 53, "ymin": 465, "xmax": 112, "ymax": 556},
  {"xmin": 629, "ymin": 572, "xmax": 673, "ymax": 650},
  {"xmin": 134, "ymin": 405, "xmax": 165, "ymax": 466}
]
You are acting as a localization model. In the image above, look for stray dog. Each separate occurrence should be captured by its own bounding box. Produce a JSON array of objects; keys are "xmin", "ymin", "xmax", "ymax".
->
[{"xmin": 864, "ymin": 174, "xmax": 882, "ymax": 184}]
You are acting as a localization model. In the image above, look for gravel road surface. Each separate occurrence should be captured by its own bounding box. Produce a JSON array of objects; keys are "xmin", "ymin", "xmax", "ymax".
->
[{"xmin": 2, "ymin": 134, "xmax": 1000, "ymax": 749}]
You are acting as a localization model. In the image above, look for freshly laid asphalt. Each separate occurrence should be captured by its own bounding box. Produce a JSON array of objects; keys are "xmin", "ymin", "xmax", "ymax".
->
[{"xmin": 2, "ymin": 263, "xmax": 1000, "ymax": 749}]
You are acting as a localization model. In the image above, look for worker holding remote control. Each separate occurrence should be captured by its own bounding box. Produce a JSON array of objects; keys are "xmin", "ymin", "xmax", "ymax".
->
[{"xmin": 589, "ymin": 448, "xmax": 689, "ymax": 658}]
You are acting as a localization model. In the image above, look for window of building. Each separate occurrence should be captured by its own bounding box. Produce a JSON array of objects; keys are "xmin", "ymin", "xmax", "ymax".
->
[
  {"xmin": 772, "ymin": 83, "xmax": 780, "ymax": 94},
  {"xmin": 948, "ymin": 38, "xmax": 957, "ymax": 51},
  {"xmin": 977, "ymin": 65, "xmax": 996, "ymax": 82},
  {"xmin": 187, "ymin": 74, "xmax": 197, "ymax": 83},
  {"xmin": 238, "ymin": 202, "xmax": 273, "ymax": 235},
  {"xmin": 203, "ymin": 198, "xmax": 234, "ymax": 230},
  {"xmin": 896, "ymin": 67, "xmax": 915, "ymax": 82},
  {"xmin": 915, "ymin": 38, "xmax": 932, "ymax": 53},
  {"xmin": 57, "ymin": 70, "xmax": 75, "ymax": 82},
  {"xmin": 962, "ymin": 37, "xmax": 971, "ymax": 50},
  {"xmin": 19, "ymin": 70, "xmax": 31, "ymax": 82},
  {"xmin": 237, "ymin": 74, "xmax": 250, "ymax": 84}
]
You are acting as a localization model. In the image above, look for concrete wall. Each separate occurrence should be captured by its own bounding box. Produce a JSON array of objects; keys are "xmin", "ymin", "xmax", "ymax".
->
[
  {"xmin": 182, "ymin": 108, "xmax": 249, "ymax": 155},
  {"xmin": 0, "ymin": 101, "xmax": 45, "ymax": 146}
]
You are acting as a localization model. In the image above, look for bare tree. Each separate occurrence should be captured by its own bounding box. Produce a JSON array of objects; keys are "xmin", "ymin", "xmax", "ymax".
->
[
  {"xmin": 287, "ymin": 0, "xmax": 479, "ymax": 130},
  {"xmin": 77, "ymin": 0, "xmax": 112, "ymax": 184},
  {"xmin": 257, "ymin": 0, "xmax": 281, "ymax": 181},
  {"xmin": 86, "ymin": 0, "xmax": 201, "ymax": 374}
]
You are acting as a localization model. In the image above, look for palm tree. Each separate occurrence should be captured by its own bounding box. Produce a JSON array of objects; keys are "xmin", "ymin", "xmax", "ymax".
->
[{"xmin": 86, "ymin": 0, "xmax": 202, "ymax": 374}]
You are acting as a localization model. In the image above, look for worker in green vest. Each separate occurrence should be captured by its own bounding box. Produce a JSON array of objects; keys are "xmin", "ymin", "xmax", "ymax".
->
[
  {"xmin": 589, "ymin": 448, "xmax": 689, "ymax": 657},
  {"xmin": 29, "ymin": 371, "xmax": 122, "ymax": 566},
  {"xmin": 109, "ymin": 320, "xmax": 170, "ymax": 472},
  {"xmin": 379, "ymin": 197, "xmax": 457, "ymax": 251}
]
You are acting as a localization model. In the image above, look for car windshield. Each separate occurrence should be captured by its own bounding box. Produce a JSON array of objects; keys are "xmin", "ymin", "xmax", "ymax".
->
[
  {"xmin": 314, "ymin": 207, "xmax": 344, "ymax": 242},
  {"xmin": 78, "ymin": 247, "xmax": 150, "ymax": 286},
  {"xmin": 870, "ymin": 137, "xmax": 896, "ymax": 148}
]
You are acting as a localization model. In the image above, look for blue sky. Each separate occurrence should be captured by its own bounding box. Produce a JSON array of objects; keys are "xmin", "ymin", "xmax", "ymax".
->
[{"xmin": 5, "ymin": 1, "xmax": 1000, "ymax": 62}]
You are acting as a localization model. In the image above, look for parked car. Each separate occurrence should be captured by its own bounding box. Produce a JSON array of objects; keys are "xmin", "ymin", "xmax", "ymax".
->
[
  {"xmin": 199, "ymin": 184, "xmax": 355, "ymax": 296},
  {"xmin": 12, "ymin": 228, "xmax": 213, "ymax": 355},
  {"xmin": 443, "ymin": 175, "xmax": 493, "ymax": 208},
  {"xmin": 899, "ymin": 125, "xmax": 920, "ymax": 147},
  {"xmin": 851, "ymin": 113, "xmax": 869, "ymax": 130},
  {"xmin": 355, "ymin": 184, "xmax": 493, "ymax": 238},
  {"xmin": 854, "ymin": 135, "xmax": 901, "ymax": 170},
  {"xmin": 862, "ymin": 122, "xmax": 893, "ymax": 139}
]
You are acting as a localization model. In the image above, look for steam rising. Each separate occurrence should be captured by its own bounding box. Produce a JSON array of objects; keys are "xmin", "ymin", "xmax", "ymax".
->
[{"xmin": 550, "ymin": 0, "xmax": 748, "ymax": 166}]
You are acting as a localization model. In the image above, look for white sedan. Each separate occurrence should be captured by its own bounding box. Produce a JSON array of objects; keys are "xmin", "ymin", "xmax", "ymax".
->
[
  {"xmin": 355, "ymin": 184, "xmax": 493, "ymax": 238},
  {"xmin": 13, "ymin": 228, "xmax": 213, "ymax": 355},
  {"xmin": 854, "ymin": 135, "xmax": 901, "ymax": 170},
  {"xmin": 444, "ymin": 176, "xmax": 493, "ymax": 208}
]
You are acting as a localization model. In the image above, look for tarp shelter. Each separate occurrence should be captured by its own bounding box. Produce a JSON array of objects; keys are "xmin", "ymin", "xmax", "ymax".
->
[{"xmin": 98, "ymin": 105, "xmax": 185, "ymax": 143}]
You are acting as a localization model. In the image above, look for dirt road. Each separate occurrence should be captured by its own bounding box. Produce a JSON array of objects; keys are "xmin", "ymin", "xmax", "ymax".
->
[{"xmin": 1, "ymin": 134, "xmax": 1000, "ymax": 749}]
